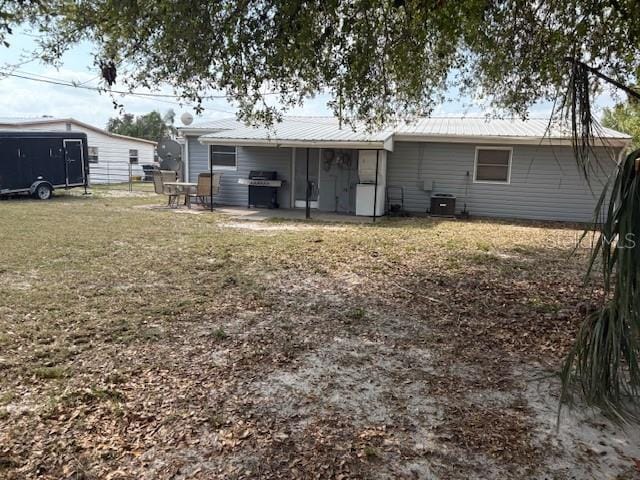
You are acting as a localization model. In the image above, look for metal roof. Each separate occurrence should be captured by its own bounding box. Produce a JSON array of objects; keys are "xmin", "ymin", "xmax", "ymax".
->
[
  {"xmin": 181, "ymin": 117, "xmax": 248, "ymax": 132},
  {"xmin": 394, "ymin": 117, "xmax": 630, "ymax": 140},
  {"xmin": 198, "ymin": 116, "xmax": 394, "ymax": 150},
  {"xmin": 185, "ymin": 115, "xmax": 631, "ymax": 148},
  {"xmin": 0, "ymin": 117, "xmax": 158, "ymax": 145}
]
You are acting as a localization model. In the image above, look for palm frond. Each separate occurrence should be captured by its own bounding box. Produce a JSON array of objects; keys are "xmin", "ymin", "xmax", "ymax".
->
[
  {"xmin": 558, "ymin": 59, "xmax": 640, "ymax": 421},
  {"xmin": 561, "ymin": 149, "xmax": 640, "ymax": 421}
]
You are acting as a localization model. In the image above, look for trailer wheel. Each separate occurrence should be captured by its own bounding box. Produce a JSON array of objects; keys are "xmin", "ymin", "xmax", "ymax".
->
[{"xmin": 34, "ymin": 183, "xmax": 52, "ymax": 200}]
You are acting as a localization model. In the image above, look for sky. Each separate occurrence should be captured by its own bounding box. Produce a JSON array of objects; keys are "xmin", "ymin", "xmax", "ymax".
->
[{"xmin": 0, "ymin": 28, "xmax": 621, "ymax": 131}]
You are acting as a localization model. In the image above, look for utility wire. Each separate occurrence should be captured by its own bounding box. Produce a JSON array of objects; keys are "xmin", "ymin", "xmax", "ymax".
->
[
  {"xmin": 0, "ymin": 69, "xmax": 282, "ymax": 101},
  {"xmin": 1, "ymin": 70, "xmax": 206, "ymax": 98},
  {"xmin": 0, "ymin": 69, "xmax": 343, "ymax": 122},
  {"xmin": 0, "ymin": 69, "xmax": 238, "ymax": 114}
]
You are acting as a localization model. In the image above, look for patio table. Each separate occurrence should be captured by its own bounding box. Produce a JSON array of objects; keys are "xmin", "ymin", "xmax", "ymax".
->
[{"xmin": 164, "ymin": 181, "xmax": 197, "ymax": 205}]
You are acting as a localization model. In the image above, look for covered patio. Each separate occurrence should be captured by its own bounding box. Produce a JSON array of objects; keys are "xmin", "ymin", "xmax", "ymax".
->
[{"xmin": 183, "ymin": 117, "xmax": 395, "ymax": 220}]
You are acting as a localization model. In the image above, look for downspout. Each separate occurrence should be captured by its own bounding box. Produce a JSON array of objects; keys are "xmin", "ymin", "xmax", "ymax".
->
[
  {"xmin": 373, "ymin": 149, "xmax": 379, "ymax": 223},
  {"xmin": 210, "ymin": 147, "xmax": 214, "ymax": 212},
  {"xmin": 291, "ymin": 147, "xmax": 296, "ymax": 208},
  {"xmin": 183, "ymin": 135, "xmax": 190, "ymax": 181},
  {"xmin": 306, "ymin": 147, "xmax": 311, "ymax": 219}
]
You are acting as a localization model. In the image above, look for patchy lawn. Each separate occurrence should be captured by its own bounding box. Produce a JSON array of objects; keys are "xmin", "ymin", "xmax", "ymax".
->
[{"xmin": 0, "ymin": 192, "xmax": 638, "ymax": 479}]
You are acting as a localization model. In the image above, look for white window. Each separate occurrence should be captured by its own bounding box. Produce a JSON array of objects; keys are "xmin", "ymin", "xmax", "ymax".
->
[
  {"xmin": 474, "ymin": 147, "xmax": 512, "ymax": 183},
  {"xmin": 129, "ymin": 149, "xmax": 139, "ymax": 164},
  {"xmin": 88, "ymin": 146, "xmax": 99, "ymax": 163},
  {"xmin": 209, "ymin": 145, "xmax": 237, "ymax": 170}
]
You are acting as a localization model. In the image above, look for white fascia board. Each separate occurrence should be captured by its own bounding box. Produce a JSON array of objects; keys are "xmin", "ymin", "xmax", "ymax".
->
[
  {"xmin": 383, "ymin": 134, "xmax": 394, "ymax": 152},
  {"xmin": 198, "ymin": 136, "xmax": 391, "ymax": 150},
  {"xmin": 393, "ymin": 134, "xmax": 631, "ymax": 148},
  {"xmin": 178, "ymin": 127, "xmax": 233, "ymax": 135}
]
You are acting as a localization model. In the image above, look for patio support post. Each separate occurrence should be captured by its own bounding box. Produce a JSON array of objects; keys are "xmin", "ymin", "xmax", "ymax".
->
[
  {"xmin": 306, "ymin": 147, "xmax": 311, "ymax": 219},
  {"xmin": 373, "ymin": 149, "xmax": 379, "ymax": 223}
]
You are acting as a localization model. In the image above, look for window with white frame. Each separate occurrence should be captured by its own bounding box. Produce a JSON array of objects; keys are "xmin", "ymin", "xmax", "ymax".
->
[
  {"xmin": 474, "ymin": 147, "xmax": 512, "ymax": 183},
  {"xmin": 129, "ymin": 149, "xmax": 139, "ymax": 164},
  {"xmin": 88, "ymin": 146, "xmax": 99, "ymax": 163},
  {"xmin": 209, "ymin": 145, "xmax": 237, "ymax": 170}
]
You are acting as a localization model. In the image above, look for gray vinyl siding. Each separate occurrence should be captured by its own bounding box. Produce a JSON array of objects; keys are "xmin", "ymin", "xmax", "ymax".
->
[
  {"xmin": 187, "ymin": 134, "xmax": 619, "ymax": 222},
  {"xmin": 387, "ymin": 142, "xmax": 618, "ymax": 222},
  {"xmin": 187, "ymin": 136, "xmax": 292, "ymax": 208}
]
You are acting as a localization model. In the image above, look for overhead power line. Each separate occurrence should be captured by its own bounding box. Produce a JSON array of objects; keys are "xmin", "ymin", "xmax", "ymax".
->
[
  {"xmin": 0, "ymin": 69, "xmax": 282, "ymax": 101},
  {"xmin": 0, "ymin": 69, "xmax": 238, "ymax": 114},
  {"xmin": 0, "ymin": 68, "xmax": 336, "ymax": 121},
  {"xmin": 2, "ymin": 70, "xmax": 205, "ymax": 98}
]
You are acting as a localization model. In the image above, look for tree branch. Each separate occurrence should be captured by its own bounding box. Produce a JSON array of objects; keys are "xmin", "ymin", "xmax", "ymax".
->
[{"xmin": 564, "ymin": 57, "xmax": 640, "ymax": 101}]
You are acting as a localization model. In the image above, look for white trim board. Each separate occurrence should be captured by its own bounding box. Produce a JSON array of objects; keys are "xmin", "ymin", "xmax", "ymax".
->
[
  {"xmin": 393, "ymin": 134, "xmax": 630, "ymax": 148},
  {"xmin": 198, "ymin": 137, "xmax": 392, "ymax": 151}
]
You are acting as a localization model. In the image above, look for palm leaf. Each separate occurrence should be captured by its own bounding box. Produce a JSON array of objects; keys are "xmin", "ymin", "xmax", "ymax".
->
[{"xmin": 561, "ymin": 149, "xmax": 640, "ymax": 421}]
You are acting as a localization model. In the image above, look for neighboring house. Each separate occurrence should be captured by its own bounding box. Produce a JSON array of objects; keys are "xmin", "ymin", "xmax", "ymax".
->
[
  {"xmin": 0, "ymin": 117, "xmax": 157, "ymax": 184},
  {"xmin": 178, "ymin": 116, "xmax": 631, "ymax": 222}
]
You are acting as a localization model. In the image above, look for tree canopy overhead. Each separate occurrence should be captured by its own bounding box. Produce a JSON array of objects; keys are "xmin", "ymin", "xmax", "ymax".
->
[{"xmin": 5, "ymin": 0, "xmax": 640, "ymax": 126}]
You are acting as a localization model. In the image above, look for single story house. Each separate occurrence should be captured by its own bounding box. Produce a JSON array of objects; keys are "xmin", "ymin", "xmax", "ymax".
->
[
  {"xmin": 0, "ymin": 117, "xmax": 157, "ymax": 184},
  {"xmin": 178, "ymin": 116, "xmax": 630, "ymax": 222}
]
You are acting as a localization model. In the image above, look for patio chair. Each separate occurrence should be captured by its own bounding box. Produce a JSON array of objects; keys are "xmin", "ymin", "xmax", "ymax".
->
[
  {"xmin": 186, "ymin": 172, "xmax": 222, "ymax": 208},
  {"xmin": 152, "ymin": 170, "xmax": 179, "ymax": 207}
]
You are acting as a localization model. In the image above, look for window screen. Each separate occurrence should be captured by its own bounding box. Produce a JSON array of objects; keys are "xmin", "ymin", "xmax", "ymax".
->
[
  {"xmin": 129, "ymin": 149, "xmax": 139, "ymax": 164},
  {"xmin": 475, "ymin": 149, "xmax": 511, "ymax": 182},
  {"xmin": 210, "ymin": 145, "xmax": 237, "ymax": 169},
  {"xmin": 88, "ymin": 146, "xmax": 99, "ymax": 163}
]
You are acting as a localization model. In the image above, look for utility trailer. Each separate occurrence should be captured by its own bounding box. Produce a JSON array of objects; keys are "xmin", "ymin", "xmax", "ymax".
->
[{"xmin": 0, "ymin": 131, "xmax": 89, "ymax": 200}]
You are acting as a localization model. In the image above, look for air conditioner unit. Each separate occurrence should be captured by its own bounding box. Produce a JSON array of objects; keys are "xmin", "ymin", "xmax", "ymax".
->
[{"xmin": 430, "ymin": 193, "xmax": 456, "ymax": 217}]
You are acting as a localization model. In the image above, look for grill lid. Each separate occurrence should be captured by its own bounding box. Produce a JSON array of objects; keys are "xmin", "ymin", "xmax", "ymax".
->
[{"xmin": 248, "ymin": 170, "xmax": 277, "ymax": 180}]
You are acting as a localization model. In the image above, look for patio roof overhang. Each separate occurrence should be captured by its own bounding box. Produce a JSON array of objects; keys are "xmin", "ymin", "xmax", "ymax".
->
[
  {"xmin": 198, "ymin": 133, "xmax": 394, "ymax": 151},
  {"xmin": 199, "ymin": 137, "xmax": 393, "ymax": 151}
]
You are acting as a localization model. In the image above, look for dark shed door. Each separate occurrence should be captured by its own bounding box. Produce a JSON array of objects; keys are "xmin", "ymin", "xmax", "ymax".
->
[{"xmin": 63, "ymin": 139, "xmax": 85, "ymax": 186}]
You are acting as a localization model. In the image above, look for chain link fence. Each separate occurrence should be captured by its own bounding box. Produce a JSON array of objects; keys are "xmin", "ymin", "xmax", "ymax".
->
[{"xmin": 88, "ymin": 162, "xmax": 158, "ymax": 192}]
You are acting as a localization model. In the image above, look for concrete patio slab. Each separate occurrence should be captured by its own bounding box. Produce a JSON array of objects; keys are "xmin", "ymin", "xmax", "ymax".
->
[
  {"xmin": 214, "ymin": 206, "xmax": 378, "ymax": 223},
  {"xmin": 136, "ymin": 199, "xmax": 381, "ymax": 223}
]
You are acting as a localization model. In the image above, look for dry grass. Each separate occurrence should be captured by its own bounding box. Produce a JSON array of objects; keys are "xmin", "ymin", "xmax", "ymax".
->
[{"xmin": 0, "ymin": 191, "xmax": 638, "ymax": 479}]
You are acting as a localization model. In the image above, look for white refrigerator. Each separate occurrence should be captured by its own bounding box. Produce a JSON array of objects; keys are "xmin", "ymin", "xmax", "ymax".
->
[
  {"xmin": 356, "ymin": 184, "xmax": 386, "ymax": 216},
  {"xmin": 356, "ymin": 150, "xmax": 386, "ymax": 216}
]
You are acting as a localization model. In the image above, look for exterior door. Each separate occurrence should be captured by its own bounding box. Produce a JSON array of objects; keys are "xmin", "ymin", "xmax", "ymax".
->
[
  {"xmin": 63, "ymin": 139, "xmax": 84, "ymax": 186},
  {"xmin": 294, "ymin": 149, "xmax": 320, "ymax": 208}
]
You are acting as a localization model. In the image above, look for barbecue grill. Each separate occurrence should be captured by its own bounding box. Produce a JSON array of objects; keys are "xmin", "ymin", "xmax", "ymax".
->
[{"xmin": 238, "ymin": 170, "xmax": 283, "ymax": 208}]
